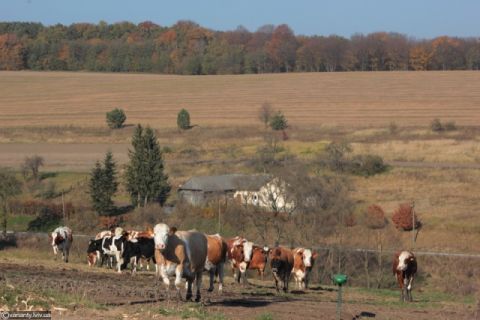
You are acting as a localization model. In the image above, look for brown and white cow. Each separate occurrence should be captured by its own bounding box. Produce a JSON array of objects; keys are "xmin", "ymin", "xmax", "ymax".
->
[
  {"xmin": 95, "ymin": 230, "xmax": 112, "ymax": 240},
  {"xmin": 292, "ymin": 248, "xmax": 318, "ymax": 290},
  {"xmin": 269, "ymin": 246, "xmax": 294, "ymax": 293},
  {"xmin": 154, "ymin": 223, "xmax": 208, "ymax": 302},
  {"xmin": 205, "ymin": 234, "xmax": 228, "ymax": 293},
  {"xmin": 393, "ymin": 251, "xmax": 417, "ymax": 302},
  {"xmin": 248, "ymin": 246, "xmax": 269, "ymax": 281},
  {"xmin": 226, "ymin": 236, "xmax": 254, "ymax": 284},
  {"xmin": 49, "ymin": 226, "xmax": 73, "ymax": 263}
]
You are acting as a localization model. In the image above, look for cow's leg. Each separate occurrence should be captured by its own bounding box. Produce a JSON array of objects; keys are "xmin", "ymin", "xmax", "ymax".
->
[
  {"xmin": 239, "ymin": 262, "xmax": 248, "ymax": 285},
  {"xmin": 218, "ymin": 262, "xmax": 224, "ymax": 293},
  {"xmin": 115, "ymin": 251, "xmax": 123, "ymax": 273},
  {"xmin": 195, "ymin": 270, "xmax": 203, "ymax": 302},
  {"xmin": 208, "ymin": 268, "xmax": 215, "ymax": 292},
  {"xmin": 273, "ymin": 273, "xmax": 280, "ymax": 292},
  {"xmin": 65, "ymin": 246, "xmax": 70, "ymax": 263},
  {"xmin": 402, "ymin": 276, "xmax": 408, "ymax": 302},
  {"xmin": 175, "ymin": 264, "xmax": 184, "ymax": 300},
  {"xmin": 52, "ymin": 245, "xmax": 58, "ymax": 259},
  {"xmin": 159, "ymin": 265, "xmax": 171, "ymax": 299},
  {"xmin": 284, "ymin": 273, "xmax": 290, "ymax": 293},
  {"xmin": 407, "ymin": 276, "xmax": 414, "ymax": 302}
]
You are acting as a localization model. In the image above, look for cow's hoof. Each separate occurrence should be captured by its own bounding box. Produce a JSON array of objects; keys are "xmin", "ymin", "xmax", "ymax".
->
[
  {"xmin": 207, "ymin": 287, "xmax": 214, "ymax": 292},
  {"xmin": 185, "ymin": 293, "xmax": 193, "ymax": 301},
  {"xmin": 195, "ymin": 295, "xmax": 201, "ymax": 302}
]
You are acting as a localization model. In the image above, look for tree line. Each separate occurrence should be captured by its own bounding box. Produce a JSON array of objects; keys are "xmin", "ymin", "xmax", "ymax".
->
[{"xmin": 1, "ymin": 21, "xmax": 479, "ymax": 74}]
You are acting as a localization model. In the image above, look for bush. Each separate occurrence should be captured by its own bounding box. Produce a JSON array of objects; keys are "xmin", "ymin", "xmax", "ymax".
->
[
  {"xmin": 177, "ymin": 108, "xmax": 191, "ymax": 130},
  {"xmin": 27, "ymin": 207, "xmax": 63, "ymax": 232},
  {"xmin": 364, "ymin": 204, "xmax": 388, "ymax": 229},
  {"xmin": 348, "ymin": 154, "xmax": 387, "ymax": 177},
  {"xmin": 269, "ymin": 111, "xmax": 288, "ymax": 131},
  {"xmin": 444, "ymin": 121, "xmax": 457, "ymax": 131},
  {"xmin": 391, "ymin": 203, "xmax": 422, "ymax": 231},
  {"xmin": 106, "ymin": 108, "xmax": 126, "ymax": 129},
  {"xmin": 430, "ymin": 118, "xmax": 444, "ymax": 132}
]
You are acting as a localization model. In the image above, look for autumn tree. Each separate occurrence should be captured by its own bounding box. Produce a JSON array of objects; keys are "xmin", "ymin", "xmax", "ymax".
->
[
  {"xmin": 0, "ymin": 33, "xmax": 25, "ymax": 70},
  {"xmin": 21, "ymin": 155, "xmax": 44, "ymax": 181},
  {"xmin": 266, "ymin": 24, "xmax": 298, "ymax": 72}
]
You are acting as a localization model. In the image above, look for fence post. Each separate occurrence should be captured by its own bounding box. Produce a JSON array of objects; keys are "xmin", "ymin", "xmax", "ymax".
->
[{"xmin": 411, "ymin": 201, "xmax": 415, "ymax": 251}]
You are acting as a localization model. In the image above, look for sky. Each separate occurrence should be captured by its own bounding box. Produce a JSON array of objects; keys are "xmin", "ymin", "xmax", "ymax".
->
[{"xmin": 1, "ymin": 0, "xmax": 479, "ymax": 39}]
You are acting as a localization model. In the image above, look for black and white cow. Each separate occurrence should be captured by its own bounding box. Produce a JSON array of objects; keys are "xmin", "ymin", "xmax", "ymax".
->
[
  {"xmin": 100, "ymin": 230, "xmax": 126, "ymax": 273},
  {"xmin": 121, "ymin": 237, "xmax": 156, "ymax": 274}
]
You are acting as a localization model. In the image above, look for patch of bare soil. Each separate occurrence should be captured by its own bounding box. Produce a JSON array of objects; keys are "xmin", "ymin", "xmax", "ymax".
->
[{"xmin": 0, "ymin": 261, "xmax": 474, "ymax": 320}]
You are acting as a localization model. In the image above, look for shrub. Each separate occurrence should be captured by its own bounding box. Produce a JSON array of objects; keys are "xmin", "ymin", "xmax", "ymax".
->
[
  {"xmin": 348, "ymin": 154, "xmax": 387, "ymax": 177},
  {"xmin": 391, "ymin": 203, "xmax": 422, "ymax": 231},
  {"xmin": 364, "ymin": 204, "xmax": 388, "ymax": 229},
  {"xmin": 269, "ymin": 111, "xmax": 288, "ymax": 131},
  {"xmin": 323, "ymin": 141, "xmax": 352, "ymax": 172},
  {"xmin": 388, "ymin": 121, "xmax": 398, "ymax": 135},
  {"xmin": 27, "ymin": 207, "xmax": 63, "ymax": 232},
  {"xmin": 177, "ymin": 108, "xmax": 191, "ymax": 130},
  {"xmin": 444, "ymin": 121, "xmax": 457, "ymax": 131},
  {"xmin": 430, "ymin": 118, "xmax": 444, "ymax": 132},
  {"xmin": 106, "ymin": 108, "xmax": 126, "ymax": 129}
]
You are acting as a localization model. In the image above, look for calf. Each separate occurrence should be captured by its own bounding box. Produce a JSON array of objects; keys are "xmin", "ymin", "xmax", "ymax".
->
[
  {"xmin": 393, "ymin": 251, "xmax": 417, "ymax": 302},
  {"xmin": 226, "ymin": 236, "xmax": 254, "ymax": 284},
  {"xmin": 205, "ymin": 234, "xmax": 228, "ymax": 292},
  {"xmin": 269, "ymin": 247, "xmax": 294, "ymax": 293},
  {"xmin": 292, "ymin": 248, "xmax": 318, "ymax": 289},
  {"xmin": 121, "ymin": 237, "xmax": 156, "ymax": 274},
  {"xmin": 154, "ymin": 223, "xmax": 208, "ymax": 302},
  {"xmin": 248, "ymin": 246, "xmax": 269, "ymax": 281},
  {"xmin": 49, "ymin": 226, "xmax": 73, "ymax": 263}
]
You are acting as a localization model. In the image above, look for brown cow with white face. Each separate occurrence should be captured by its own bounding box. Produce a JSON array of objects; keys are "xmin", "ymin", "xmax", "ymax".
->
[
  {"xmin": 154, "ymin": 223, "xmax": 207, "ymax": 302},
  {"xmin": 269, "ymin": 247, "xmax": 294, "ymax": 293},
  {"xmin": 393, "ymin": 251, "xmax": 417, "ymax": 302},
  {"xmin": 292, "ymin": 248, "xmax": 318, "ymax": 289},
  {"xmin": 205, "ymin": 234, "xmax": 228, "ymax": 293},
  {"xmin": 226, "ymin": 236, "xmax": 254, "ymax": 284}
]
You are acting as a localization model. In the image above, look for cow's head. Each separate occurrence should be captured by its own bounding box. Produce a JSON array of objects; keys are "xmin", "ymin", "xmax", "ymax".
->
[
  {"xmin": 269, "ymin": 248, "xmax": 284, "ymax": 275},
  {"xmin": 301, "ymin": 249, "xmax": 314, "ymax": 268},
  {"xmin": 243, "ymin": 241, "xmax": 254, "ymax": 263},
  {"xmin": 153, "ymin": 223, "xmax": 176, "ymax": 251},
  {"xmin": 397, "ymin": 251, "xmax": 415, "ymax": 271},
  {"xmin": 50, "ymin": 232, "xmax": 64, "ymax": 246}
]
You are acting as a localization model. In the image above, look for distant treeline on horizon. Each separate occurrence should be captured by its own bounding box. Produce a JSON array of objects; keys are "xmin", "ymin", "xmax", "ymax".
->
[{"xmin": 1, "ymin": 21, "xmax": 479, "ymax": 74}]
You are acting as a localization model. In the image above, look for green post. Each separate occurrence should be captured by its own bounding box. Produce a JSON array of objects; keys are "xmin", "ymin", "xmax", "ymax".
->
[{"xmin": 333, "ymin": 274, "xmax": 347, "ymax": 320}]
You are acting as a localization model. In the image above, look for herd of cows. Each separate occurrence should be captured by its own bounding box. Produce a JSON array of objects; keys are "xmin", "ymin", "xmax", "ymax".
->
[{"xmin": 49, "ymin": 224, "xmax": 418, "ymax": 302}]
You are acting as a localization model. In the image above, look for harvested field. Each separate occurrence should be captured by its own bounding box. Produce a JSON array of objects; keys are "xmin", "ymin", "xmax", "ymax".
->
[{"xmin": 1, "ymin": 71, "xmax": 480, "ymax": 128}]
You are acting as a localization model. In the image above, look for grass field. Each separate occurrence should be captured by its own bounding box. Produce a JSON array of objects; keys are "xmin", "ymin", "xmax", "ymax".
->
[{"xmin": 1, "ymin": 71, "xmax": 480, "ymax": 128}]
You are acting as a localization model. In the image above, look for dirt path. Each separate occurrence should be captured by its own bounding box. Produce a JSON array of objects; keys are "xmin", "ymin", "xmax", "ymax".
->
[{"xmin": 0, "ymin": 260, "xmax": 474, "ymax": 320}]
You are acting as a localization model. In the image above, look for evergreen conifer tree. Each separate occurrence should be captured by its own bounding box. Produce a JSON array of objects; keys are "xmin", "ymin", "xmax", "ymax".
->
[{"xmin": 125, "ymin": 125, "xmax": 170, "ymax": 207}]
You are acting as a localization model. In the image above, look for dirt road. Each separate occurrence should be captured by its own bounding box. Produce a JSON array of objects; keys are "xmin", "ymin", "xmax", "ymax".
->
[{"xmin": 0, "ymin": 259, "xmax": 474, "ymax": 320}]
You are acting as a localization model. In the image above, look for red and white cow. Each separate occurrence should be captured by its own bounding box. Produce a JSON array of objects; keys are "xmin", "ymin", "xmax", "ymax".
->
[
  {"xmin": 226, "ymin": 236, "xmax": 254, "ymax": 284},
  {"xmin": 248, "ymin": 246, "xmax": 269, "ymax": 281},
  {"xmin": 49, "ymin": 226, "xmax": 73, "ymax": 263},
  {"xmin": 205, "ymin": 234, "xmax": 228, "ymax": 293},
  {"xmin": 154, "ymin": 223, "xmax": 208, "ymax": 302},
  {"xmin": 393, "ymin": 251, "xmax": 417, "ymax": 302},
  {"xmin": 292, "ymin": 248, "xmax": 318, "ymax": 289}
]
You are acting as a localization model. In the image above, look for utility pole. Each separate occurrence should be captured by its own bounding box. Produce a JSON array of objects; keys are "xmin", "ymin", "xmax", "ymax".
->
[{"xmin": 411, "ymin": 200, "xmax": 416, "ymax": 251}]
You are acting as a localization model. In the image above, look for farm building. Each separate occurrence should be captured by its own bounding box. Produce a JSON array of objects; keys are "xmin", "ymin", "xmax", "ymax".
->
[{"xmin": 178, "ymin": 174, "xmax": 294, "ymax": 211}]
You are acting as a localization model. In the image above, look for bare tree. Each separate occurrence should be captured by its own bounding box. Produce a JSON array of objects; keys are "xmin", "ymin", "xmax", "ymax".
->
[
  {"xmin": 22, "ymin": 155, "xmax": 44, "ymax": 181},
  {"xmin": 258, "ymin": 102, "xmax": 273, "ymax": 128}
]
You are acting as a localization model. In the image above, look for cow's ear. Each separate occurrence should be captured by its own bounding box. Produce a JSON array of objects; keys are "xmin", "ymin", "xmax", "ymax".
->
[
  {"xmin": 312, "ymin": 252, "xmax": 318, "ymax": 259},
  {"xmin": 169, "ymin": 227, "xmax": 177, "ymax": 235}
]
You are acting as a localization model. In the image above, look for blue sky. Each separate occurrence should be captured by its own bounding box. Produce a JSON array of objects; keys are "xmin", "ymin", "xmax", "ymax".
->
[{"xmin": 1, "ymin": 0, "xmax": 479, "ymax": 38}]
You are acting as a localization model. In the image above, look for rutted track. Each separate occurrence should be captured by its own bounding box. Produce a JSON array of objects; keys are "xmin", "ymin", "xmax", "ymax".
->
[{"xmin": 0, "ymin": 260, "xmax": 475, "ymax": 320}]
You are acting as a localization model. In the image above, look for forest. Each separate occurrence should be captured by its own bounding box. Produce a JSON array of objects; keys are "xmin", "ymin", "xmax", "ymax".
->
[{"xmin": 0, "ymin": 20, "xmax": 480, "ymax": 74}]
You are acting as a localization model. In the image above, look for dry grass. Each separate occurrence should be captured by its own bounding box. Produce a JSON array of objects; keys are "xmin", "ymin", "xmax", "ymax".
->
[{"xmin": 1, "ymin": 71, "xmax": 480, "ymax": 128}]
